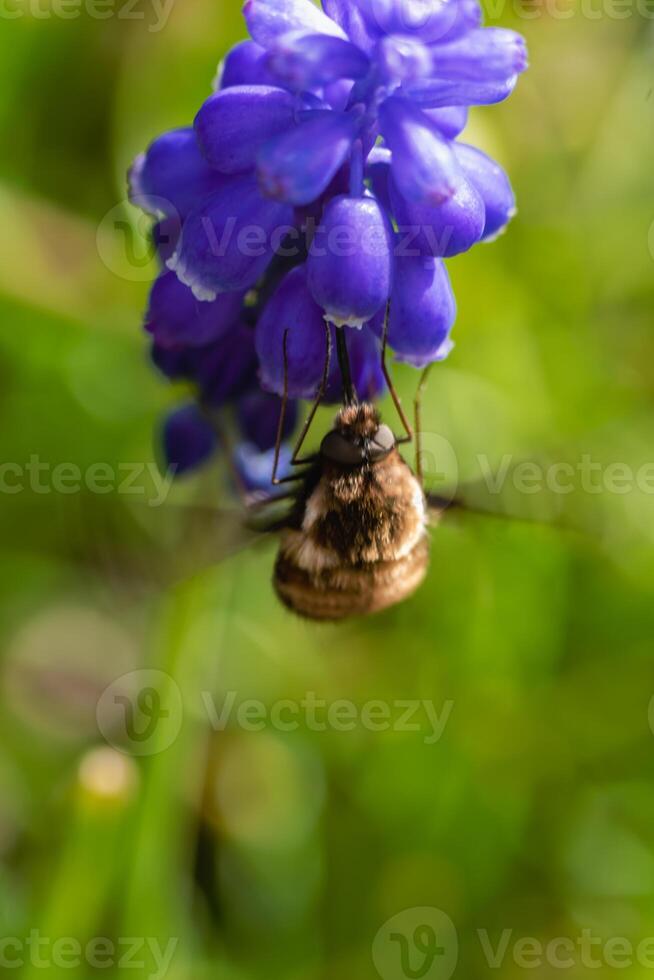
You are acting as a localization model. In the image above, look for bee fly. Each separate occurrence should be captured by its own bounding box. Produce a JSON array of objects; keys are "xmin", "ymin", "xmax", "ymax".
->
[
  {"xmin": 121, "ymin": 310, "xmax": 576, "ymax": 617},
  {"xmin": 113, "ymin": 314, "xmax": 586, "ymax": 621},
  {"xmin": 258, "ymin": 315, "xmax": 445, "ymax": 622},
  {"xmin": 273, "ymin": 400, "xmax": 432, "ymax": 621}
]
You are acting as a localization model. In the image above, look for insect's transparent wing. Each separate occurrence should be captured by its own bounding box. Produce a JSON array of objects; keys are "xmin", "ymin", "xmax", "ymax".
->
[
  {"xmin": 423, "ymin": 452, "xmax": 592, "ymax": 537},
  {"xmin": 150, "ymin": 502, "xmax": 270, "ymax": 577},
  {"xmin": 427, "ymin": 483, "xmax": 568, "ymax": 533},
  {"xmin": 79, "ymin": 489, "xmax": 292, "ymax": 589}
]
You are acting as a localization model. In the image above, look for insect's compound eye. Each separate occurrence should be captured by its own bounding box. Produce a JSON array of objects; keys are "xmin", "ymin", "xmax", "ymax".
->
[
  {"xmin": 320, "ymin": 430, "xmax": 365, "ymax": 466},
  {"xmin": 368, "ymin": 424, "xmax": 395, "ymax": 462}
]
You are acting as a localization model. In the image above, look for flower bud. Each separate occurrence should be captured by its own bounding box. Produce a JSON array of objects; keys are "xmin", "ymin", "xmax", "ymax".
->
[
  {"xmin": 431, "ymin": 28, "xmax": 528, "ymax": 83},
  {"xmin": 307, "ymin": 194, "xmax": 394, "ymax": 328},
  {"xmin": 267, "ymin": 31, "xmax": 370, "ymax": 89},
  {"xmin": 258, "ymin": 111, "xmax": 360, "ymax": 206},
  {"xmin": 404, "ymin": 76, "xmax": 518, "ymax": 109},
  {"xmin": 423, "ymin": 106, "xmax": 468, "ymax": 139},
  {"xmin": 379, "ymin": 96, "xmax": 460, "ymax": 205},
  {"xmin": 454, "ymin": 143, "xmax": 516, "ymax": 241},
  {"xmin": 128, "ymin": 128, "xmax": 226, "ymax": 220},
  {"xmin": 145, "ymin": 272, "xmax": 244, "ymax": 348},
  {"xmin": 163, "ymin": 404, "xmax": 216, "ymax": 476},
  {"xmin": 168, "ymin": 174, "xmax": 294, "ymax": 300},
  {"xmin": 244, "ymin": 0, "xmax": 346, "ymax": 48},
  {"xmin": 195, "ymin": 86, "xmax": 297, "ymax": 175},
  {"xmin": 219, "ymin": 40, "xmax": 279, "ymax": 88},
  {"xmin": 389, "ymin": 171, "xmax": 485, "ymax": 257},
  {"xmin": 256, "ymin": 264, "xmax": 331, "ymax": 398},
  {"xmin": 388, "ymin": 254, "xmax": 456, "ymax": 367}
]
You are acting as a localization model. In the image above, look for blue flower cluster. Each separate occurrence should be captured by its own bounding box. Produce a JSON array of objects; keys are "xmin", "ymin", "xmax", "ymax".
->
[{"xmin": 130, "ymin": 0, "xmax": 527, "ymax": 480}]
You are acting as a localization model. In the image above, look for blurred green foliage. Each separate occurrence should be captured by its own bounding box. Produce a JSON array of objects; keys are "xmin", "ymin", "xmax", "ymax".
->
[{"xmin": 1, "ymin": 4, "xmax": 654, "ymax": 980}]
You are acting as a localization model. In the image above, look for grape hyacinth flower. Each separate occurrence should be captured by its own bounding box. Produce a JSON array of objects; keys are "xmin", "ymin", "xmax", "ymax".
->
[
  {"xmin": 151, "ymin": 320, "xmax": 298, "ymax": 483},
  {"xmin": 129, "ymin": 0, "xmax": 527, "ymax": 485}
]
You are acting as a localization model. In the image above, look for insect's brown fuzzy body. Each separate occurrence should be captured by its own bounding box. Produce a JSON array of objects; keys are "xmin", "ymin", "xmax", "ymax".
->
[{"xmin": 273, "ymin": 404, "xmax": 432, "ymax": 622}]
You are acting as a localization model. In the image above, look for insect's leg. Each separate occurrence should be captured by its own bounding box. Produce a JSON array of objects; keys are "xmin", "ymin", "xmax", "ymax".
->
[
  {"xmin": 246, "ymin": 487, "xmax": 299, "ymax": 512},
  {"xmin": 206, "ymin": 410, "xmax": 297, "ymax": 510},
  {"xmin": 271, "ymin": 330, "xmax": 303, "ymax": 485},
  {"xmin": 335, "ymin": 324, "xmax": 357, "ymax": 407},
  {"xmin": 380, "ymin": 301, "xmax": 413, "ymax": 445},
  {"xmin": 291, "ymin": 319, "xmax": 333, "ymax": 464},
  {"xmin": 272, "ymin": 323, "xmax": 332, "ymax": 485},
  {"xmin": 414, "ymin": 363, "xmax": 433, "ymax": 486}
]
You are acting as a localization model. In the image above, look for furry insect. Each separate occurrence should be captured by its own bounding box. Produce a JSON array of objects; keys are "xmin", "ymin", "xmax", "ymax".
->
[
  {"xmin": 273, "ymin": 400, "xmax": 431, "ymax": 621},
  {"xmin": 113, "ymin": 312, "xmax": 576, "ymax": 616},
  {"xmin": 246, "ymin": 317, "xmax": 452, "ymax": 622}
]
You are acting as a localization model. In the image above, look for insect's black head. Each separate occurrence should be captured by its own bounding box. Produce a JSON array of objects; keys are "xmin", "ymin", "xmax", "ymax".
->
[{"xmin": 320, "ymin": 403, "xmax": 396, "ymax": 466}]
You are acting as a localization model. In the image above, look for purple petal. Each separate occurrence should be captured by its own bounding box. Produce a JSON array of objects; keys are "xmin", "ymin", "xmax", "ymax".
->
[
  {"xmin": 257, "ymin": 111, "xmax": 360, "ymax": 206},
  {"xmin": 244, "ymin": 0, "xmax": 346, "ymax": 48},
  {"xmin": 197, "ymin": 322, "xmax": 259, "ymax": 406},
  {"xmin": 322, "ymin": 0, "xmax": 379, "ymax": 51},
  {"xmin": 430, "ymin": 28, "xmax": 528, "ymax": 83},
  {"xmin": 307, "ymin": 194, "xmax": 394, "ymax": 328},
  {"xmin": 434, "ymin": 0, "xmax": 483, "ymax": 40},
  {"xmin": 423, "ymin": 105, "xmax": 468, "ymax": 139},
  {"xmin": 454, "ymin": 143, "xmax": 516, "ymax": 240},
  {"xmin": 389, "ymin": 170, "xmax": 485, "ymax": 257},
  {"xmin": 366, "ymin": 146, "xmax": 392, "ymax": 214},
  {"xmin": 379, "ymin": 96, "xmax": 460, "ymax": 205},
  {"xmin": 255, "ymin": 264, "xmax": 331, "ymax": 399},
  {"xmin": 128, "ymin": 128, "xmax": 227, "ymax": 220},
  {"xmin": 168, "ymin": 174, "xmax": 294, "ymax": 300},
  {"xmin": 266, "ymin": 31, "xmax": 370, "ymax": 90},
  {"xmin": 233, "ymin": 443, "xmax": 292, "ymax": 492},
  {"xmin": 163, "ymin": 404, "xmax": 217, "ymax": 476},
  {"xmin": 218, "ymin": 40, "xmax": 279, "ymax": 88},
  {"xmin": 376, "ymin": 35, "xmax": 432, "ymax": 83},
  {"xmin": 237, "ymin": 389, "xmax": 298, "ymax": 451},
  {"xmin": 152, "ymin": 216, "xmax": 182, "ymax": 265},
  {"xmin": 324, "ymin": 78, "xmax": 355, "ymax": 110},
  {"xmin": 388, "ymin": 254, "xmax": 456, "ymax": 367},
  {"xmin": 293, "ymin": 162, "xmax": 350, "ymax": 228},
  {"xmin": 195, "ymin": 86, "xmax": 298, "ymax": 175},
  {"xmin": 151, "ymin": 342, "xmax": 191, "ymax": 380},
  {"xmin": 145, "ymin": 271, "xmax": 244, "ymax": 349},
  {"xmin": 152, "ymin": 322, "xmax": 258, "ymax": 406},
  {"xmin": 403, "ymin": 76, "xmax": 519, "ymax": 108},
  {"xmin": 357, "ymin": 0, "xmax": 466, "ymax": 43}
]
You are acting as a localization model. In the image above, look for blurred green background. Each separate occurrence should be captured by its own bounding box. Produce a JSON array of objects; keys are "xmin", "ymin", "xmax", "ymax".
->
[{"xmin": 1, "ymin": 2, "xmax": 654, "ymax": 979}]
